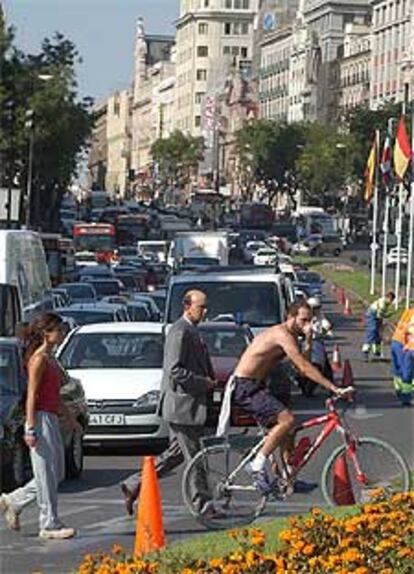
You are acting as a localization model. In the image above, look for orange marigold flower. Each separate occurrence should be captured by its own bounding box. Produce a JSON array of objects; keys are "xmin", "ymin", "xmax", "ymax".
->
[
  {"xmin": 340, "ymin": 548, "xmax": 362, "ymax": 562},
  {"xmin": 302, "ymin": 543, "xmax": 315, "ymax": 556},
  {"xmin": 209, "ymin": 558, "xmax": 223, "ymax": 568},
  {"xmin": 354, "ymin": 568, "xmax": 369, "ymax": 574},
  {"xmin": 397, "ymin": 547, "xmax": 413, "ymax": 558},
  {"xmin": 311, "ymin": 507, "xmax": 322, "ymax": 517},
  {"xmin": 112, "ymin": 544, "xmax": 124, "ymax": 554}
]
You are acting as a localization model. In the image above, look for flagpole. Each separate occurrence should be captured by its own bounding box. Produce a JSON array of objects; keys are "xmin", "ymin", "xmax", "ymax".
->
[
  {"xmin": 381, "ymin": 195, "xmax": 390, "ymax": 298},
  {"xmin": 406, "ymin": 103, "xmax": 414, "ymax": 308},
  {"xmin": 370, "ymin": 129, "xmax": 380, "ymax": 296},
  {"xmin": 394, "ymin": 182, "xmax": 403, "ymax": 308}
]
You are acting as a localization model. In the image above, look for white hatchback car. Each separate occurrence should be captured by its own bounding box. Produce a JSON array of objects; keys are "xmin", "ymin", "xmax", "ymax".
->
[
  {"xmin": 253, "ymin": 248, "xmax": 278, "ymax": 266},
  {"xmin": 56, "ymin": 323, "xmax": 169, "ymax": 453}
]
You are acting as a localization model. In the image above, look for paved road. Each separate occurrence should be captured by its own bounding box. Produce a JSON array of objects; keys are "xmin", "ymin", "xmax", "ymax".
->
[{"xmin": 1, "ymin": 290, "xmax": 413, "ymax": 574}]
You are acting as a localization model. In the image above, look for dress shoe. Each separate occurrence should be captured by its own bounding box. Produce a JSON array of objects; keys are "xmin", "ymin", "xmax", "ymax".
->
[
  {"xmin": 121, "ymin": 483, "xmax": 136, "ymax": 516},
  {"xmin": 0, "ymin": 495, "xmax": 20, "ymax": 531}
]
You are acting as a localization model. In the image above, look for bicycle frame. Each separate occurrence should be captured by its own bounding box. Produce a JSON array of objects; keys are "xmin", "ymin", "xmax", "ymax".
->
[{"xmin": 290, "ymin": 401, "xmax": 368, "ymax": 485}]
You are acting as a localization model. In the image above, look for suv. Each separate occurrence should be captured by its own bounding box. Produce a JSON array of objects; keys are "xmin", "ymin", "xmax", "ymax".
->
[
  {"xmin": 314, "ymin": 234, "xmax": 342, "ymax": 257},
  {"xmin": 165, "ymin": 268, "xmax": 288, "ymax": 334}
]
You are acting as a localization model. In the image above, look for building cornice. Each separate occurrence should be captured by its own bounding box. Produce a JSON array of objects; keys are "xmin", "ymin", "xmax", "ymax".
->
[
  {"xmin": 260, "ymin": 25, "xmax": 293, "ymax": 48},
  {"xmin": 176, "ymin": 9, "xmax": 255, "ymax": 28}
]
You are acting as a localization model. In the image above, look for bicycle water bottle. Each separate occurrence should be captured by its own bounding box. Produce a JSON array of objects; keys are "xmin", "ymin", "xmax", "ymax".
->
[{"xmin": 291, "ymin": 436, "xmax": 311, "ymax": 467}]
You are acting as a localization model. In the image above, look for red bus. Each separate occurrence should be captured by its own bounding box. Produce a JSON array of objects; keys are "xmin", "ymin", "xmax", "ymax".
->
[{"xmin": 72, "ymin": 223, "xmax": 115, "ymax": 263}]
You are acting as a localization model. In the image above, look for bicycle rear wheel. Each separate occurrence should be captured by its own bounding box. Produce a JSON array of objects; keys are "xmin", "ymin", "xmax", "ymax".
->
[
  {"xmin": 182, "ymin": 443, "xmax": 267, "ymax": 530},
  {"xmin": 322, "ymin": 437, "xmax": 410, "ymax": 506}
]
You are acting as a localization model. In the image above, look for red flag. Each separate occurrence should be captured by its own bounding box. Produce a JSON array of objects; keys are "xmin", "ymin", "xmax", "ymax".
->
[{"xmin": 394, "ymin": 116, "xmax": 411, "ymax": 180}]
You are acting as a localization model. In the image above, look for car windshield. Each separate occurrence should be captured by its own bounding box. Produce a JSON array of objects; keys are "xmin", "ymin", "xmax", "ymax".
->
[
  {"xmin": 59, "ymin": 310, "xmax": 114, "ymax": 325},
  {"xmin": 0, "ymin": 346, "xmax": 19, "ymax": 393},
  {"xmin": 86, "ymin": 281, "xmax": 120, "ymax": 297},
  {"xmin": 63, "ymin": 284, "xmax": 95, "ymax": 299},
  {"xmin": 297, "ymin": 271, "xmax": 321, "ymax": 283},
  {"xmin": 168, "ymin": 282, "xmax": 281, "ymax": 327},
  {"xmin": 200, "ymin": 329, "xmax": 249, "ymax": 358},
  {"xmin": 127, "ymin": 305, "xmax": 150, "ymax": 321},
  {"xmin": 182, "ymin": 257, "xmax": 219, "ymax": 266},
  {"xmin": 60, "ymin": 332, "xmax": 164, "ymax": 369}
]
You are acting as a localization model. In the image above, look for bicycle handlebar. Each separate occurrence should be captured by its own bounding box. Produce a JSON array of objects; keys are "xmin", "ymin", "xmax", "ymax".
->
[{"xmin": 326, "ymin": 386, "xmax": 355, "ymax": 410}]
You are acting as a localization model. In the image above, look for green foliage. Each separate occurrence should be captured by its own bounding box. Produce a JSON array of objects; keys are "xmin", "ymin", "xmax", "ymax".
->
[
  {"xmin": 0, "ymin": 12, "xmax": 93, "ymax": 231},
  {"xmin": 295, "ymin": 123, "xmax": 358, "ymax": 205},
  {"xmin": 151, "ymin": 130, "xmax": 205, "ymax": 189}
]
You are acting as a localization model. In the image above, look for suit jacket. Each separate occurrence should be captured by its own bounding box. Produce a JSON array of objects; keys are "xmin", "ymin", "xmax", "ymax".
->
[{"xmin": 159, "ymin": 316, "xmax": 214, "ymax": 426}]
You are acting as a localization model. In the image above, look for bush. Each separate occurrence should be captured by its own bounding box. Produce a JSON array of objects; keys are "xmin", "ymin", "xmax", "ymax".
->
[{"xmin": 75, "ymin": 491, "xmax": 414, "ymax": 573}]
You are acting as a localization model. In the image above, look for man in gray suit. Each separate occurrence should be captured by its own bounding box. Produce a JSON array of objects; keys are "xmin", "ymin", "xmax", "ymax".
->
[{"xmin": 121, "ymin": 289, "xmax": 215, "ymax": 515}]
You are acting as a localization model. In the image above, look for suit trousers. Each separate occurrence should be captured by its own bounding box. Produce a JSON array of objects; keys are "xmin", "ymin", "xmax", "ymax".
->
[{"xmin": 169, "ymin": 422, "xmax": 211, "ymax": 511}]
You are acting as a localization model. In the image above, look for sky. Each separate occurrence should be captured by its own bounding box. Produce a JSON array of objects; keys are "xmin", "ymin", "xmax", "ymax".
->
[{"xmin": 3, "ymin": 0, "xmax": 179, "ymax": 102}]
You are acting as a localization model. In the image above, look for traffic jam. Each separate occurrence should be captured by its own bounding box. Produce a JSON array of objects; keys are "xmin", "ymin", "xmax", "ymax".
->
[{"xmin": 0, "ymin": 194, "xmax": 332, "ymax": 489}]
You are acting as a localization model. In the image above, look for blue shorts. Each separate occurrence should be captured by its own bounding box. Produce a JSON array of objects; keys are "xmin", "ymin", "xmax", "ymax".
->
[{"xmin": 233, "ymin": 376, "xmax": 288, "ymax": 428}]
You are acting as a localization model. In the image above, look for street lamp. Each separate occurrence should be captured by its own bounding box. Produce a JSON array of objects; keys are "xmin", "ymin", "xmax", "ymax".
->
[{"xmin": 24, "ymin": 109, "xmax": 35, "ymax": 228}]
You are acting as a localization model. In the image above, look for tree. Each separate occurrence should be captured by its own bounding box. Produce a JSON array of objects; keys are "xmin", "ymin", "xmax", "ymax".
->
[
  {"xmin": 151, "ymin": 130, "xmax": 204, "ymax": 191},
  {"xmin": 234, "ymin": 119, "xmax": 307, "ymax": 206},
  {"xmin": 0, "ymin": 14, "xmax": 94, "ymax": 231},
  {"xmin": 295, "ymin": 123, "xmax": 358, "ymax": 207}
]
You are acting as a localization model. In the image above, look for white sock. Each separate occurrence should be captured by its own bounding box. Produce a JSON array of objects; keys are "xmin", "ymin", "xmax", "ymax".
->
[{"xmin": 251, "ymin": 452, "xmax": 267, "ymax": 472}]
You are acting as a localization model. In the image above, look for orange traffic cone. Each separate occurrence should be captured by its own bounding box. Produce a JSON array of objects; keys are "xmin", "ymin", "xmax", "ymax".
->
[
  {"xmin": 341, "ymin": 359, "xmax": 354, "ymax": 387},
  {"xmin": 134, "ymin": 456, "xmax": 166, "ymax": 556},
  {"xmin": 331, "ymin": 344, "xmax": 342, "ymax": 373},
  {"xmin": 344, "ymin": 297, "xmax": 352, "ymax": 316},
  {"xmin": 332, "ymin": 454, "xmax": 355, "ymax": 505}
]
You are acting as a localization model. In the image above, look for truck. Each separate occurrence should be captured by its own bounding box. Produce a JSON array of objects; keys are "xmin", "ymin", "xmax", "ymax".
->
[{"xmin": 170, "ymin": 231, "xmax": 229, "ymax": 268}]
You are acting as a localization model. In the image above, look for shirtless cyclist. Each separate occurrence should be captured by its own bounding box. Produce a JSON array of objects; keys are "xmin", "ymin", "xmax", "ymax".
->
[{"xmin": 232, "ymin": 300, "xmax": 344, "ymax": 492}]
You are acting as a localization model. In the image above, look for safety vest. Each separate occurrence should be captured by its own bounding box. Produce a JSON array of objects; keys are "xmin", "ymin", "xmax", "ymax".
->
[
  {"xmin": 393, "ymin": 309, "xmax": 414, "ymax": 344},
  {"xmin": 369, "ymin": 297, "xmax": 392, "ymax": 319},
  {"xmin": 404, "ymin": 318, "xmax": 414, "ymax": 351}
]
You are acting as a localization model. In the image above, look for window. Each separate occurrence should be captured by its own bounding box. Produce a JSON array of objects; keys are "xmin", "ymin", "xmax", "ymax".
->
[
  {"xmin": 113, "ymin": 100, "xmax": 120, "ymax": 116},
  {"xmin": 225, "ymin": 0, "xmax": 232, "ymax": 7},
  {"xmin": 234, "ymin": 0, "xmax": 241, "ymax": 7},
  {"xmin": 204, "ymin": 0, "xmax": 209, "ymax": 6},
  {"xmin": 224, "ymin": 22, "xmax": 231, "ymax": 35},
  {"xmin": 241, "ymin": 46, "xmax": 248, "ymax": 58},
  {"xmin": 223, "ymin": 45, "xmax": 231, "ymax": 54},
  {"xmin": 197, "ymin": 45, "xmax": 209, "ymax": 57},
  {"xmin": 198, "ymin": 22, "xmax": 208, "ymax": 34},
  {"xmin": 195, "ymin": 115, "xmax": 202, "ymax": 127},
  {"xmin": 241, "ymin": 22, "xmax": 249, "ymax": 34},
  {"xmin": 196, "ymin": 69, "xmax": 207, "ymax": 81},
  {"xmin": 232, "ymin": 46, "xmax": 239, "ymax": 55},
  {"xmin": 233, "ymin": 22, "xmax": 240, "ymax": 34},
  {"xmin": 242, "ymin": 0, "xmax": 249, "ymax": 7},
  {"xmin": 195, "ymin": 92, "xmax": 205, "ymax": 104}
]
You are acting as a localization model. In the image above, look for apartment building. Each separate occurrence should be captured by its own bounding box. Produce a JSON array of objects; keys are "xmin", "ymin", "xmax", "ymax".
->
[
  {"xmin": 105, "ymin": 90, "xmax": 132, "ymax": 198},
  {"xmin": 370, "ymin": 0, "xmax": 412, "ymax": 108},
  {"xmin": 174, "ymin": 0, "xmax": 256, "ymax": 136},
  {"xmin": 339, "ymin": 22, "xmax": 371, "ymax": 110}
]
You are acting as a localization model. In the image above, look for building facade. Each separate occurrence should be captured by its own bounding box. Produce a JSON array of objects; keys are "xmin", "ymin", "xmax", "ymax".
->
[
  {"xmin": 370, "ymin": 0, "xmax": 412, "ymax": 108},
  {"xmin": 174, "ymin": 0, "xmax": 256, "ymax": 137},
  {"xmin": 105, "ymin": 89, "xmax": 132, "ymax": 198},
  {"xmin": 88, "ymin": 100, "xmax": 107, "ymax": 191},
  {"xmin": 259, "ymin": 26, "xmax": 292, "ymax": 120},
  {"xmin": 130, "ymin": 18, "xmax": 175, "ymax": 188},
  {"xmin": 339, "ymin": 22, "xmax": 371, "ymax": 110}
]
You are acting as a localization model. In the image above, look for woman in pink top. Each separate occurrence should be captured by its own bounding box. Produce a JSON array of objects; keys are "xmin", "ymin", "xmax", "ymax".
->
[{"xmin": 0, "ymin": 313, "xmax": 79, "ymax": 539}]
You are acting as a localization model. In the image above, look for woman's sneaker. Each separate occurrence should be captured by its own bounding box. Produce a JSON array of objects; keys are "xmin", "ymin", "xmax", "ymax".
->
[
  {"xmin": 0, "ymin": 495, "xmax": 20, "ymax": 531},
  {"xmin": 39, "ymin": 527, "xmax": 76, "ymax": 540}
]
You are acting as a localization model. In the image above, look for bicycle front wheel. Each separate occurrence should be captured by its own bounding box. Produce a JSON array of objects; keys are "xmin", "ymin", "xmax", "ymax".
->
[
  {"xmin": 322, "ymin": 437, "xmax": 410, "ymax": 506},
  {"xmin": 182, "ymin": 443, "xmax": 267, "ymax": 530}
]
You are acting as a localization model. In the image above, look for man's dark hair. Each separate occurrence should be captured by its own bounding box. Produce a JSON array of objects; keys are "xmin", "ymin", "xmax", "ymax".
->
[
  {"xmin": 287, "ymin": 300, "xmax": 312, "ymax": 317},
  {"xmin": 386, "ymin": 290, "xmax": 395, "ymax": 300}
]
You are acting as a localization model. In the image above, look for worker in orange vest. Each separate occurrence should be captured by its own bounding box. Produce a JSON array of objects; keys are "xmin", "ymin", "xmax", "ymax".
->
[
  {"xmin": 390, "ymin": 309, "xmax": 414, "ymax": 404},
  {"xmin": 400, "ymin": 315, "xmax": 414, "ymax": 407}
]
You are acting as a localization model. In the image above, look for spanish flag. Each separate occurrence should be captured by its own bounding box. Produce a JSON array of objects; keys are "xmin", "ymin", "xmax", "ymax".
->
[
  {"xmin": 394, "ymin": 116, "xmax": 411, "ymax": 180},
  {"xmin": 364, "ymin": 137, "xmax": 376, "ymax": 203}
]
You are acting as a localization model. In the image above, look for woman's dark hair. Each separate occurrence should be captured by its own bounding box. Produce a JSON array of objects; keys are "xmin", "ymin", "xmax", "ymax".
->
[{"xmin": 19, "ymin": 312, "xmax": 63, "ymax": 361}]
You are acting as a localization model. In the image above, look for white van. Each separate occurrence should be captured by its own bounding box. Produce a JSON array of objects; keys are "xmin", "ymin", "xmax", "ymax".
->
[{"xmin": 0, "ymin": 230, "xmax": 53, "ymax": 330}]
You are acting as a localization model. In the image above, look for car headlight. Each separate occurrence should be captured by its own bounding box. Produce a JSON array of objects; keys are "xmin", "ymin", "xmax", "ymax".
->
[{"xmin": 132, "ymin": 390, "xmax": 160, "ymax": 410}]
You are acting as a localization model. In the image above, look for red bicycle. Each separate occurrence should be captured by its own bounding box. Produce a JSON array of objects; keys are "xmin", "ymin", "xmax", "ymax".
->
[{"xmin": 183, "ymin": 387, "xmax": 411, "ymax": 529}]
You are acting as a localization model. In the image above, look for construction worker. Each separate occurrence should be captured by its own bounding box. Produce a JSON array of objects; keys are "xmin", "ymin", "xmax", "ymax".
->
[
  {"xmin": 400, "ymin": 316, "xmax": 414, "ymax": 407},
  {"xmin": 390, "ymin": 309, "xmax": 414, "ymax": 405},
  {"xmin": 362, "ymin": 291, "xmax": 395, "ymax": 361}
]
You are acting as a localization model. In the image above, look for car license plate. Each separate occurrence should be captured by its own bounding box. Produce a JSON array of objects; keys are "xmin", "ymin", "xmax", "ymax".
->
[
  {"xmin": 89, "ymin": 414, "xmax": 125, "ymax": 426},
  {"xmin": 213, "ymin": 391, "xmax": 222, "ymax": 404}
]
